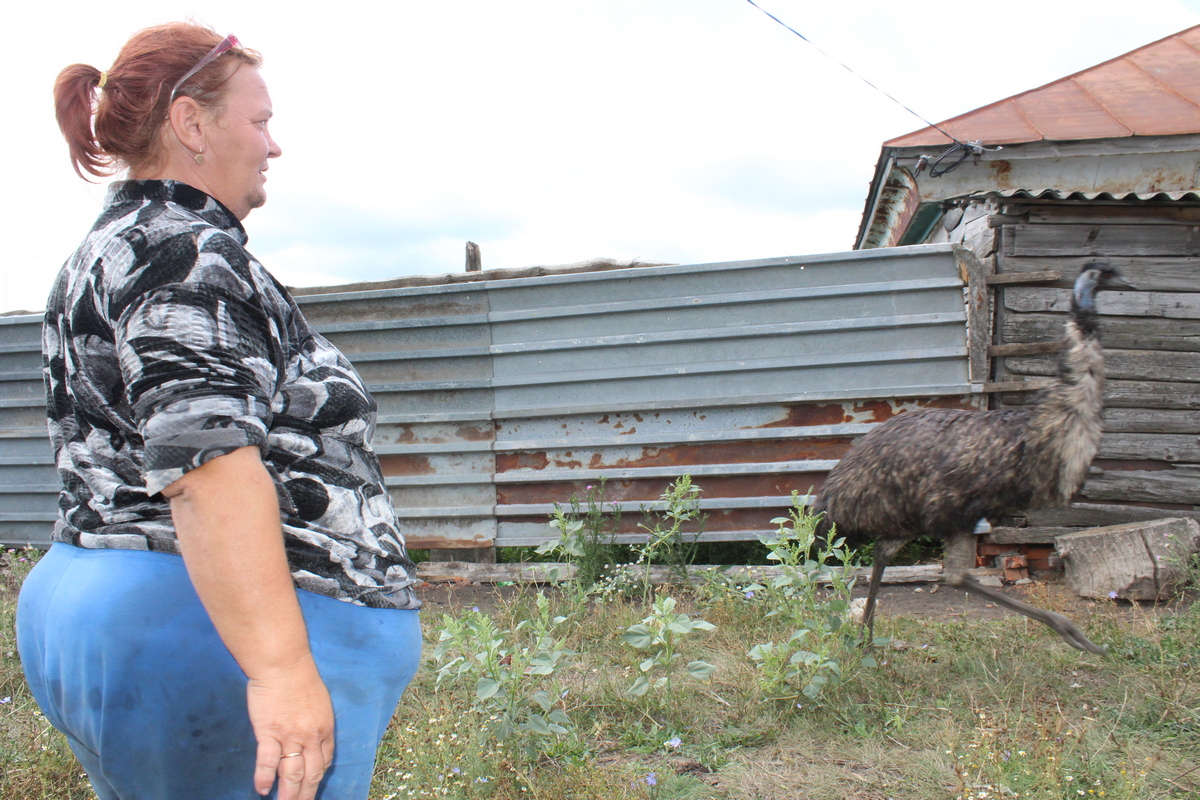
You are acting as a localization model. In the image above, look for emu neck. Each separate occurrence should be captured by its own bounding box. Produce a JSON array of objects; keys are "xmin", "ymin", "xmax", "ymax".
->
[{"xmin": 1025, "ymin": 313, "xmax": 1105, "ymax": 506}]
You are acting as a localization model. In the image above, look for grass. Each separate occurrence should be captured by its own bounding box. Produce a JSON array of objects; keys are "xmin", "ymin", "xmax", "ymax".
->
[
  {"xmin": 2, "ymin": 546, "xmax": 1197, "ymax": 800},
  {"xmin": 0, "ymin": 549, "xmax": 96, "ymax": 799}
]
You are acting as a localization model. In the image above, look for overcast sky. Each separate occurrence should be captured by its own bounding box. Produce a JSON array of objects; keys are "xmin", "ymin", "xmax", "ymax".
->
[{"xmin": 3, "ymin": 1, "xmax": 1199, "ymax": 313}]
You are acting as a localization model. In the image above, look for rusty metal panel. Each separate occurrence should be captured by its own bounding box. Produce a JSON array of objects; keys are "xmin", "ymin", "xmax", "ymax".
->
[
  {"xmin": 298, "ymin": 282, "xmax": 499, "ymax": 551},
  {"xmin": 0, "ymin": 313, "xmax": 55, "ymax": 547},
  {"xmin": 491, "ymin": 396, "xmax": 982, "ymax": 547},
  {"xmin": 0, "ymin": 244, "xmax": 974, "ymax": 550},
  {"xmin": 483, "ymin": 245, "xmax": 973, "ymax": 547}
]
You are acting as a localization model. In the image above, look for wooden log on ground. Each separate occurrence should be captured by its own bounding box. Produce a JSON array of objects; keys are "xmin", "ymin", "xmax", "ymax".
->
[
  {"xmin": 414, "ymin": 561, "xmax": 989, "ymax": 586},
  {"xmin": 1056, "ymin": 518, "xmax": 1200, "ymax": 601}
]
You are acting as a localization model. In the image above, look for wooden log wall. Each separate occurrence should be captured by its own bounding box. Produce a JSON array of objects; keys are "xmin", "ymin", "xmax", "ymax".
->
[{"xmin": 988, "ymin": 201, "xmax": 1200, "ymax": 543}]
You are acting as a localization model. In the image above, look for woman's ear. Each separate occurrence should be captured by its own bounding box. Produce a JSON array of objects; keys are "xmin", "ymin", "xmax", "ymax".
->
[{"xmin": 166, "ymin": 97, "xmax": 208, "ymax": 156}]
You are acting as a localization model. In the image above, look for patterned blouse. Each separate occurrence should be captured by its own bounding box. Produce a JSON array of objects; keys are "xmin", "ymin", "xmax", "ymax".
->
[{"xmin": 42, "ymin": 180, "xmax": 420, "ymax": 610}]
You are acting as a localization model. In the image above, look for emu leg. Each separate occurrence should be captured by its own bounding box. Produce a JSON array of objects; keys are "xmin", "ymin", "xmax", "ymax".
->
[
  {"xmin": 861, "ymin": 538, "xmax": 906, "ymax": 647},
  {"xmin": 942, "ymin": 531, "xmax": 1105, "ymax": 655}
]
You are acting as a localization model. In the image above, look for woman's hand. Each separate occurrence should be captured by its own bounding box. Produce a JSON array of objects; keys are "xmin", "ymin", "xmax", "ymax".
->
[
  {"xmin": 246, "ymin": 654, "xmax": 335, "ymax": 799},
  {"xmin": 165, "ymin": 446, "xmax": 335, "ymax": 800}
]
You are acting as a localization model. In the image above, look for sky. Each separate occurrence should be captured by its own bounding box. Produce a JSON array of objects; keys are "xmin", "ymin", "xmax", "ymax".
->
[{"xmin": 3, "ymin": 1, "xmax": 1200, "ymax": 313}]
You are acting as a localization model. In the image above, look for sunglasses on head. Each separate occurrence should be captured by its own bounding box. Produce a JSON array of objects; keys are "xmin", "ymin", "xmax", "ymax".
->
[{"xmin": 169, "ymin": 34, "xmax": 240, "ymax": 104}]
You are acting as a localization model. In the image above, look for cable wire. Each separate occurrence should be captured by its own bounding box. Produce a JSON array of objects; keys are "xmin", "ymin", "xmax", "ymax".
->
[{"xmin": 742, "ymin": 0, "xmax": 965, "ymax": 146}]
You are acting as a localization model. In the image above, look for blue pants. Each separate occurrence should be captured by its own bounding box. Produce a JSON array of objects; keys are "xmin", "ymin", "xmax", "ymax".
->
[{"xmin": 16, "ymin": 543, "xmax": 421, "ymax": 800}]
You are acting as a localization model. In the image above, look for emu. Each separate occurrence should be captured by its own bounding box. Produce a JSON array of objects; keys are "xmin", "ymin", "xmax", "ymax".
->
[{"xmin": 813, "ymin": 263, "xmax": 1132, "ymax": 655}]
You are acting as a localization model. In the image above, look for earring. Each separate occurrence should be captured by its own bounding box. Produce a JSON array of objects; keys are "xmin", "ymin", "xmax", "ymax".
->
[{"xmin": 194, "ymin": 151, "xmax": 205, "ymax": 166}]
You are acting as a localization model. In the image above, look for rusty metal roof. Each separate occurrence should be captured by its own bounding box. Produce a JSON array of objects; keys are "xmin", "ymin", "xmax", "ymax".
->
[{"xmin": 886, "ymin": 25, "xmax": 1200, "ymax": 148}]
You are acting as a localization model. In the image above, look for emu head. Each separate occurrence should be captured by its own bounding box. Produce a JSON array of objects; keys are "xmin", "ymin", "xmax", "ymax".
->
[{"xmin": 1073, "ymin": 262, "xmax": 1134, "ymax": 316}]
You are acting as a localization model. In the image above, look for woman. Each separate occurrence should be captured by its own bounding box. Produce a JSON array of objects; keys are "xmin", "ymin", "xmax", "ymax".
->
[{"xmin": 17, "ymin": 23, "xmax": 422, "ymax": 800}]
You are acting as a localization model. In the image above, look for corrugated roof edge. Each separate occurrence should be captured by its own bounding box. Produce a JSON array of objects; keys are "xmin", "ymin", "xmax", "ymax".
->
[
  {"xmin": 955, "ymin": 188, "xmax": 1200, "ymax": 202},
  {"xmin": 288, "ymin": 257, "xmax": 674, "ymax": 297}
]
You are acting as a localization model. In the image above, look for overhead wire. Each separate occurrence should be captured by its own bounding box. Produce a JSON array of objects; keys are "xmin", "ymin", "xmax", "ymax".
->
[{"xmin": 741, "ymin": 0, "xmax": 1002, "ymax": 175}]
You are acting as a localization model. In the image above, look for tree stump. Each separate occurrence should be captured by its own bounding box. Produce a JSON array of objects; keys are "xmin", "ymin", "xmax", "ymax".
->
[{"xmin": 1056, "ymin": 518, "xmax": 1200, "ymax": 601}]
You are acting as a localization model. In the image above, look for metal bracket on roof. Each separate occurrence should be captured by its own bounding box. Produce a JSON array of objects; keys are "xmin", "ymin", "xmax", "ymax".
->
[{"xmin": 916, "ymin": 140, "xmax": 1005, "ymax": 178}]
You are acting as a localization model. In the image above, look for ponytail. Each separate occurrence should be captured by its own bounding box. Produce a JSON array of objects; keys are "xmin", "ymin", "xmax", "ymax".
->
[{"xmin": 54, "ymin": 64, "xmax": 112, "ymax": 180}]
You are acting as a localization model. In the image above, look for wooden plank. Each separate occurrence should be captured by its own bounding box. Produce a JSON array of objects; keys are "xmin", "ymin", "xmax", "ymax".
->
[
  {"xmin": 985, "ymin": 270, "xmax": 1061, "ymax": 285},
  {"xmin": 1001, "ymin": 313, "xmax": 1200, "ymax": 353},
  {"xmin": 1102, "ymin": 408, "xmax": 1200, "ymax": 433},
  {"xmin": 963, "ymin": 212, "xmax": 998, "ymax": 257},
  {"xmin": 1003, "ymin": 287, "xmax": 1200, "ymax": 319},
  {"xmin": 981, "ymin": 380, "xmax": 1053, "ymax": 394},
  {"xmin": 1097, "ymin": 432, "xmax": 1200, "ymax": 462},
  {"xmin": 1021, "ymin": 502, "xmax": 1200, "ymax": 528},
  {"xmin": 1104, "ymin": 379, "xmax": 1200, "ymax": 410},
  {"xmin": 1082, "ymin": 466, "xmax": 1200, "ymax": 505},
  {"xmin": 414, "ymin": 561, "xmax": 953, "ymax": 585},
  {"xmin": 1005, "ymin": 350, "xmax": 1200, "ymax": 383},
  {"xmin": 998, "ymin": 255, "xmax": 1200, "ymax": 293},
  {"xmin": 987, "ymin": 214, "xmax": 1032, "ymax": 229},
  {"xmin": 1026, "ymin": 206, "xmax": 1200, "ymax": 225},
  {"xmin": 988, "ymin": 341, "xmax": 1064, "ymax": 357},
  {"xmin": 986, "ymin": 526, "xmax": 1081, "ymax": 544},
  {"xmin": 1005, "ymin": 223, "xmax": 1200, "ymax": 257},
  {"xmin": 957, "ymin": 246, "xmax": 994, "ymax": 385}
]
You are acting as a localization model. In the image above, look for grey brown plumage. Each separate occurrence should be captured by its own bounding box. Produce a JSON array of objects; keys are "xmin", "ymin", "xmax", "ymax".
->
[{"xmin": 812, "ymin": 263, "xmax": 1130, "ymax": 655}]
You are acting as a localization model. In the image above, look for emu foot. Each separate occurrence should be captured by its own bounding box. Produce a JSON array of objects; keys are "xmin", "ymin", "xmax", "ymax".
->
[{"xmin": 1044, "ymin": 611, "xmax": 1107, "ymax": 655}]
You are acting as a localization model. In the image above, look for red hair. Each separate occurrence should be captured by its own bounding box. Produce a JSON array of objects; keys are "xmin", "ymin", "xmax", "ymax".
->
[{"xmin": 54, "ymin": 22, "xmax": 262, "ymax": 180}]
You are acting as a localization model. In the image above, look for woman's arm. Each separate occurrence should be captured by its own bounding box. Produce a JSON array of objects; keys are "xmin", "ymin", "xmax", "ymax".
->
[{"xmin": 163, "ymin": 445, "xmax": 334, "ymax": 800}]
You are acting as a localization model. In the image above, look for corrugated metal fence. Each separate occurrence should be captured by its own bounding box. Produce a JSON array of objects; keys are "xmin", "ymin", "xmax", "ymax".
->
[{"xmin": 1, "ymin": 244, "xmax": 976, "ymax": 549}]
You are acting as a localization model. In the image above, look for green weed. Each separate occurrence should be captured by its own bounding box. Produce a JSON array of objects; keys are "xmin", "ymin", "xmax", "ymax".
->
[
  {"xmin": 620, "ymin": 595, "xmax": 717, "ymax": 699},
  {"xmin": 428, "ymin": 591, "xmax": 573, "ymax": 747},
  {"xmin": 743, "ymin": 492, "xmax": 874, "ymax": 702}
]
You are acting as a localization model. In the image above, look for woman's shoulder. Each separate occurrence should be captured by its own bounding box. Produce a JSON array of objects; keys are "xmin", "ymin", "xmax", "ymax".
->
[
  {"xmin": 112, "ymin": 182, "xmax": 246, "ymax": 250},
  {"xmin": 89, "ymin": 181, "xmax": 286, "ymax": 315}
]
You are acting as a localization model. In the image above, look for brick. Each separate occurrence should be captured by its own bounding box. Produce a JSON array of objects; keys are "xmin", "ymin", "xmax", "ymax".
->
[
  {"xmin": 978, "ymin": 543, "xmax": 1013, "ymax": 556},
  {"xmin": 976, "ymin": 556, "xmax": 993, "ymax": 568},
  {"xmin": 1028, "ymin": 557, "xmax": 1053, "ymax": 571},
  {"xmin": 1024, "ymin": 546, "xmax": 1054, "ymax": 560},
  {"xmin": 1001, "ymin": 554, "xmax": 1028, "ymax": 569},
  {"xmin": 1004, "ymin": 567, "xmax": 1029, "ymax": 583}
]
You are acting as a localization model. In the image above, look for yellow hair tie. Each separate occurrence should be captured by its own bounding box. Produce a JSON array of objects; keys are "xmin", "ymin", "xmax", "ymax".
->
[{"xmin": 98, "ymin": 72, "xmax": 108, "ymax": 89}]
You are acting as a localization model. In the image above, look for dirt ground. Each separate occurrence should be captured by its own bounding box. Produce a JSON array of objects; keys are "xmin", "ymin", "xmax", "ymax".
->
[{"xmin": 415, "ymin": 575, "xmax": 1154, "ymax": 621}]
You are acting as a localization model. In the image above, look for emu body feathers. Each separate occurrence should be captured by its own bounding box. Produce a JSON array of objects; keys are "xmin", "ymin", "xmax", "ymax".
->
[{"xmin": 812, "ymin": 264, "xmax": 1130, "ymax": 656}]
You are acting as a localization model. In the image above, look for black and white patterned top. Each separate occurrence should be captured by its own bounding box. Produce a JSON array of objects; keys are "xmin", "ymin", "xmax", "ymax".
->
[{"xmin": 43, "ymin": 180, "xmax": 420, "ymax": 610}]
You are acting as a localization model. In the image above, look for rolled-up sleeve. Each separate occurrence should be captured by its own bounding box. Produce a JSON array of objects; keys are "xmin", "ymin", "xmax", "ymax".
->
[{"xmin": 117, "ymin": 278, "xmax": 281, "ymax": 495}]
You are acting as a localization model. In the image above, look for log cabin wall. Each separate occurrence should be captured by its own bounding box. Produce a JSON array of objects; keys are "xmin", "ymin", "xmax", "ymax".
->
[{"xmin": 981, "ymin": 198, "xmax": 1200, "ymax": 551}]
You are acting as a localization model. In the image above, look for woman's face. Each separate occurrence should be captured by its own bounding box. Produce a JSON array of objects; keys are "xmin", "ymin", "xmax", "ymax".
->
[{"xmin": 200, "ymin": 65, "xmax": 281, "ymax": 220}]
